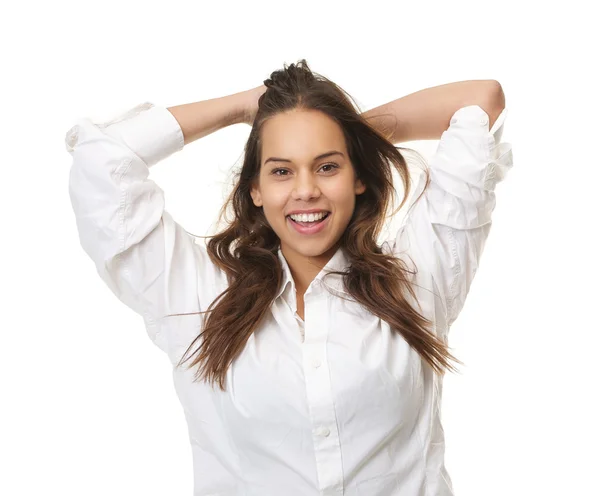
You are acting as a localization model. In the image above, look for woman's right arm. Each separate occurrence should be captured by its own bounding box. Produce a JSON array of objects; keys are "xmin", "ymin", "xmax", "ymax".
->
[
  {"xmin": 65, "ymin": 92, "xmax": 249, "ymax": 354},
  {"xmin": 166, "ymin": 89, "xmax": 250, "ymax": 145}
]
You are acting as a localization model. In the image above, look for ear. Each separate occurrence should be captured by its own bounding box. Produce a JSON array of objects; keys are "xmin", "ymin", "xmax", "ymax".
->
[
  {"xmin": 250, "ymin": 181, "xmax": 263, "ymax": 207},
  {"xmin": 354, "ymin": 178, "xmax": 366, "ymax": 195}
]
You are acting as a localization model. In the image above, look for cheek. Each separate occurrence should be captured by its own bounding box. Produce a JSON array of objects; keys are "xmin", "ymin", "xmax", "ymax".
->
[
  {"xmin": 325, "ymin": 182, "xmax": 356, "ymax": 210},
  {"xmin": 261, "ymin": 187, "xmax": 289, "ymax": 217}
]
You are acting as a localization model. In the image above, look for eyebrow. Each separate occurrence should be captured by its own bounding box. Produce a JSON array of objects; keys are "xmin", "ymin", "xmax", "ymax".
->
[{"xmin": 264, "ymin": 150, "xmax": 345, "ymax": 166}]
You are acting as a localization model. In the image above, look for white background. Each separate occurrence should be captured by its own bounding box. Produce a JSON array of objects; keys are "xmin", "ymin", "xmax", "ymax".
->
[{"xmin": 2, "ymin": 0, "xmax": 599, "ymax": 494}]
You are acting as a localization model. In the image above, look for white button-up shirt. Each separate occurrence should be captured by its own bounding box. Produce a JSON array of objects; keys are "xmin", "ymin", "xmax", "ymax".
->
[{"xmin": 65, "ymin": 101, "xmax": 513, "ymax": 495}]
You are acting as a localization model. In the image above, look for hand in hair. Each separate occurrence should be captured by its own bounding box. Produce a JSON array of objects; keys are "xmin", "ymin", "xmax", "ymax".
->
[{"xmin": 241, "ymin": 84, "xmax": 267, "ymax": 125}]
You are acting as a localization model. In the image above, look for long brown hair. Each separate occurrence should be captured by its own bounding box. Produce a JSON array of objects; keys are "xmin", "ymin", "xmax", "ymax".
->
[{"xmin": 170, "ymin": 59, "xmax": 463, "ymax": 390}]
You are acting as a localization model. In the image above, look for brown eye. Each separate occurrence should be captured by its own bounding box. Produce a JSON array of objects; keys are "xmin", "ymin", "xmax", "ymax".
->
[
  {"xmin": 320, "ymin": 163, "xmax": 339, "ymax": 173},
  {"xmin": 271, "ymin": 163, "xmax": 339, "ymax": 177}
]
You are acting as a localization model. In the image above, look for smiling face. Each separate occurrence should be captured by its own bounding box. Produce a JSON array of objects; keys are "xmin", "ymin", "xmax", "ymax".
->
[{"xmin": 250, "ymin": 109, "xmax": 366, "ymax": 265}]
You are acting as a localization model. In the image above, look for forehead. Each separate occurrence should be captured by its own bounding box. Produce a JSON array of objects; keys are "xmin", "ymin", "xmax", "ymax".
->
[{"xmin": 260, "ymin": 109, "xmax": 347, "ymax": 162}]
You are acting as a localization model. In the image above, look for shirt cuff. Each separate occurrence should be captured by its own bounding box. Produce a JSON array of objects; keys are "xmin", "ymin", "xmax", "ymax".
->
[
  {"xmin": 431, "ymin": 104, "xmax": 513, "ymax": 192},
  {"xmin": 93, "ymin": 102, "xmax": 185, "ymax": 168},
  {"xmin": 423, "ymin": 104, "xmax": 514, "ymax": 230}
]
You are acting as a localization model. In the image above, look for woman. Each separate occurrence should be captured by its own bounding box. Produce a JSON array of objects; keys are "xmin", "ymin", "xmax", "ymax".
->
[{"xmin": 65, "ymin": 59, "xmax": 513, "ymax": 495}]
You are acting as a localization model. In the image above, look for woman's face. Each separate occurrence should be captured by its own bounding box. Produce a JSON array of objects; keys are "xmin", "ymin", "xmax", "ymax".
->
[{"xmin": 250, "ymin": 109, "xmax": 366, "ymax": 262}]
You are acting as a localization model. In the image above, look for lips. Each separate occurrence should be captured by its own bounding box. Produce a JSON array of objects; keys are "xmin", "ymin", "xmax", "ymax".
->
[{"xmin": 287, "ymin": 212, "xmax": 331, "ymax": 235}]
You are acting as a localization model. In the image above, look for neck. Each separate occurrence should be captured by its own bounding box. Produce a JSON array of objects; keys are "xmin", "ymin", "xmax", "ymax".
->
[{"xmin": 281, "ymin": 243, "xmax": 339, "ymax": 295}]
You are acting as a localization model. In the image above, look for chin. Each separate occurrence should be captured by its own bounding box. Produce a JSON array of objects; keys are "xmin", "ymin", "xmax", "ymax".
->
[{"xmin": 280, "ymin": 237, "xmax": 339, "ymax": 258}]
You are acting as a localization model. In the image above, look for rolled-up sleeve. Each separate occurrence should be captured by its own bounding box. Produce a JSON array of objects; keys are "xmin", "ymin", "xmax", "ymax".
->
[
  {"xmin": 65, "ymin": 102, "xmax": 211, "ymax": 353},
  {"xmin": 385, "ymin": 104, "xmax": 514, "ymax": 328}
]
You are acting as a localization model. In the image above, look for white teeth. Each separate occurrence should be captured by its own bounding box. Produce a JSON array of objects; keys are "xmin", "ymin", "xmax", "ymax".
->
[{"xmin": 289, "ymin": 211, "xmax": 328, "ymax": 222}]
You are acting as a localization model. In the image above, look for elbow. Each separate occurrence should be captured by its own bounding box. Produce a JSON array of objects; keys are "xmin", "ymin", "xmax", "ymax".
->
[
  {"xmin": 482, "ymin": 80, "xmax": 506, "ymax": 130},
  {"xmin": 486, "ymin": 80, "xmax": 506, "ymax": 109}
]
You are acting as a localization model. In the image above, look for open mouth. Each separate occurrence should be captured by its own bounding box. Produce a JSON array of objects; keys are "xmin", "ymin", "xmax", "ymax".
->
[
  {"xmin": 286, "ymin": 212, "xmax": 330, "ymax": 227},
  {"xmin": 286, "ymin": 212, "xmax": 331, "ymax": 234}
]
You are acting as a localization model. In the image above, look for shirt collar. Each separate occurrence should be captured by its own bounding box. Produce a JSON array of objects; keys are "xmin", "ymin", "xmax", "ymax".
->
[{"xmin": 275, "ymin": 245, "xmax": 351, "ymax": 299}]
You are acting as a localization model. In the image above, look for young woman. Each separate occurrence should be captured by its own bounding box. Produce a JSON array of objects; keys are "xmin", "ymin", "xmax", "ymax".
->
[{"xmin": 65, "ymin": 59, "xmax": 513, "ymax": 495}]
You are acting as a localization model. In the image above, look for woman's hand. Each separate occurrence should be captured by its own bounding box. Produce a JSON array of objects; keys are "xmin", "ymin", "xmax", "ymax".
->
[{"xmin": 241, "ymin": 84, "xmax": 267, "ymax": 125}]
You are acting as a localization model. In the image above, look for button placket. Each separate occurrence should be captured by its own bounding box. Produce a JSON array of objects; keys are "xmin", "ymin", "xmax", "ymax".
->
[{"xmin": 302, "ymin": 293, "xmax": 344, "ymax": 494}]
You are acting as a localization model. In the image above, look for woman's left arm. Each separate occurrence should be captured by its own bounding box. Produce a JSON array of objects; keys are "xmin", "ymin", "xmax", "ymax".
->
[{"xmin": 362, "ymin": 79, "xmax": 505, "ymax": 143}]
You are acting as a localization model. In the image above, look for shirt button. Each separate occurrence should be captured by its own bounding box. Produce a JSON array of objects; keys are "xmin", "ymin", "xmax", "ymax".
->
[
  {"xmin": 312, "ymin": 358, "xmax": 322, "ymax": 369},
  {"xmin": 317, "ymin": 426, "xmax": 330, "ymax": 437}
]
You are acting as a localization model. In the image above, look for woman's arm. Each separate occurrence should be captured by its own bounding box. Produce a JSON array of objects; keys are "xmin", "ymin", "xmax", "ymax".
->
[
  {"xmin": 166, "ymin": 89, "xmax": 250, "ymax": 146},
  {"xmin": 361, "ymin": 79, "xmax": 505, "ymax": 144},
  {"xmin": 65, "ymin": 102, "xmax": 229, "ymax": 355}
]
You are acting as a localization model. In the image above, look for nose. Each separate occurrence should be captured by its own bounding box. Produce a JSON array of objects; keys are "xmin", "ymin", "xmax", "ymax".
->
[{"xmin": 292, "ymin": 170, "xmax": 320, "ymax": 201}]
